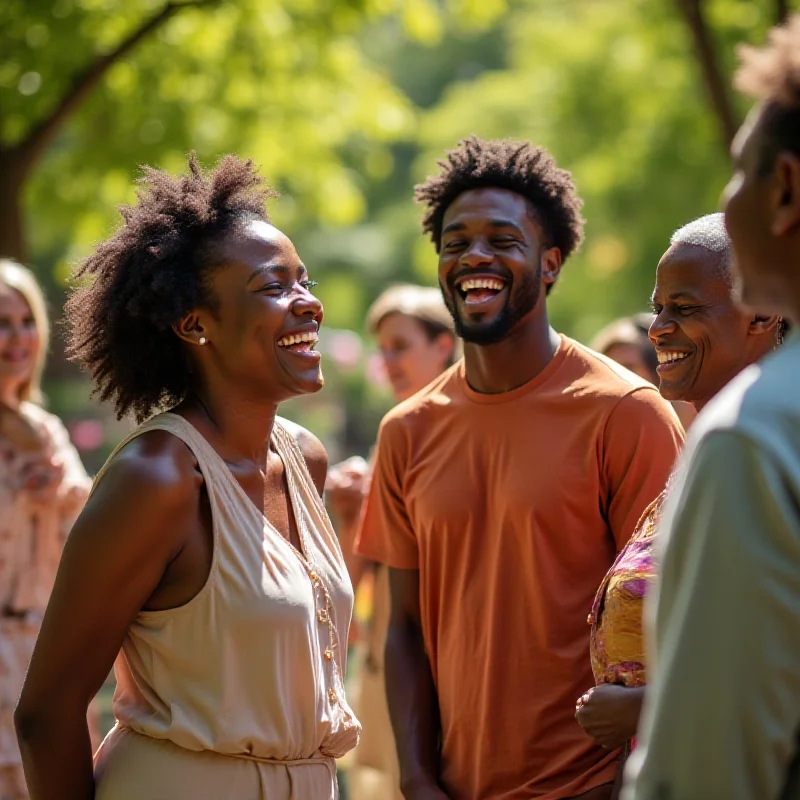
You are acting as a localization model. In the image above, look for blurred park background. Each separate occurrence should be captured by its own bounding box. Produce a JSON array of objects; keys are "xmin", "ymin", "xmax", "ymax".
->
[{"xmin": 1, "ymin": 0, "xmax": 791, "ymax": 466}]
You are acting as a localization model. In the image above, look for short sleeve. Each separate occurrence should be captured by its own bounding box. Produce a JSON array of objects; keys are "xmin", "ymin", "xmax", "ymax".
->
[
  {"xmin": 623, "ymin": 431, "xmax": 800, "ymax": 800},
  {"xmin": 602, "ymin": 388, "xmax": 684, "ymax": 550},
  {"xmin": 354, "ymin": 414, "xmax": 419, "ymax": 569}
]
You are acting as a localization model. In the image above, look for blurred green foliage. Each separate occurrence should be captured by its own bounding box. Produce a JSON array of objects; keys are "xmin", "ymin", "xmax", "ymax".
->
[
  {"xmin": 0, "ymin": 0, "xmax": 789, "ymax": 457},
  {"xmin": 332, "ymin": 0, "xmax": 780, "ymax": 343},
  {"xmin": 0, "ymin": 0, "xmax": 421, "ymax": 269}
]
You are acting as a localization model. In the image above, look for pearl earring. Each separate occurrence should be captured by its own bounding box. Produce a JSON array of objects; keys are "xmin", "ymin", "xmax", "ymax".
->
[{"xmin": 199, "ymin": 336, "xmax": 207, "ymax": 346}]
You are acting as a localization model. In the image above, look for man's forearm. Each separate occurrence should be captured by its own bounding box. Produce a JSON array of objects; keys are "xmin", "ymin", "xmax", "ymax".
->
[{"xmin": 385, "ymin": 619, "xmax": 446, "ymax": 797}]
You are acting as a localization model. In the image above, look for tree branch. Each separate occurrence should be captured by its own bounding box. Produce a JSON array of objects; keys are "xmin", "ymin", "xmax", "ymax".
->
[
  {"xmin": 11, "ymin": 0, "xmax": 217, "ymax": 171},
  {"xmin": 674, "ymin": 0, "xmax": 739, "ymax": 153},
  {"xmin": 777, "ymin": 0, "xmax": 789, "ymax": 24}
]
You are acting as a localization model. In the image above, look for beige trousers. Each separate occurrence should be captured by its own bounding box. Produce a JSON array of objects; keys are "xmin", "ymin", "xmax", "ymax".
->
[{"xmin": 95, "ymin": 726, "xmax": 340, "ymax": 800}]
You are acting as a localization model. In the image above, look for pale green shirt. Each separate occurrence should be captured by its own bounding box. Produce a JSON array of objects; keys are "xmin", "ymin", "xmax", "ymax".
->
[{"xmin": 624, "ymin": 336, "xmax": 800, "ymax": 800}]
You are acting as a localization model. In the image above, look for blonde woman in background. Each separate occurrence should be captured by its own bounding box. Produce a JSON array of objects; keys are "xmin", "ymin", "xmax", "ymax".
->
[
  {"xmin": 591, "ymin": 313, "xmax": 696, "ymax": 430},
  {"xmin": 0, "ymin": 260, "xmax": 96, "ymax": 799},
  {"xmin": 326, "ymin": 284, "xmax": 457, "ymax": 800}
]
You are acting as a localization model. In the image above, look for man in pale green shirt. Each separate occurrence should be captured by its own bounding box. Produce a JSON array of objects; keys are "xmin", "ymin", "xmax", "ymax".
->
[
  {"xmin": 625, "ymin": 16, "xmax": 800, "ymax": 800},
  {"xmin": 624, "ymin": 346, "xmax": 800, "ymax": 800}
]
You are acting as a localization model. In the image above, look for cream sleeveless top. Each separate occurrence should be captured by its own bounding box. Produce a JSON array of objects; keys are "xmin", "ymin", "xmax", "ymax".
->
[{"xmin": 96, "ymin": 413, "xmax": 360, "ymax": 767}]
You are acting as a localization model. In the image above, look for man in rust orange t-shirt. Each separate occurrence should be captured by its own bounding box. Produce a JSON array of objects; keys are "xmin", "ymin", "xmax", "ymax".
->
[{"xmin": 355, "ymin": 137, "xmax": 684, "ymax": 800}]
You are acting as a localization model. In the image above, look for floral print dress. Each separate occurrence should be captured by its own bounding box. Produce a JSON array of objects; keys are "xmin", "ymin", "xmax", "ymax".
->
[{"xmin": 0, "ymin": 403, "xmax": 92, "ymax": 799}]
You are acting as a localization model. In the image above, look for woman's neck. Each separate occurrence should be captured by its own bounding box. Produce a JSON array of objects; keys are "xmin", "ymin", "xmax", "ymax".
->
[{"xmin": 183, "ymin": 389, "xmax": 279, "ymax": 466}]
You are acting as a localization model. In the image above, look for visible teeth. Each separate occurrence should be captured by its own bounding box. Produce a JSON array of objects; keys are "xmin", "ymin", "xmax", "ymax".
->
[
  {"xmin": 277, "ymin": 331, "xmax": 319, "ymax": 347},
  {"xmin": 657, "ymin": 351, "xmax": 689, "ymax": 365},
  {"xmin": 460, "ymin": 278, "xmax": 505, "ymax": 292}
]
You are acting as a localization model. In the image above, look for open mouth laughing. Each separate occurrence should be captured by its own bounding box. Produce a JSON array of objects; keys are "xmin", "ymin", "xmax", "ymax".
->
[
  {"xmin": 276, "ymin": 330, "xmax": 320, "ymax": 357},
  {"xmin": 454, "ymin": 274, "xmax": 508, "ymax": 308}
]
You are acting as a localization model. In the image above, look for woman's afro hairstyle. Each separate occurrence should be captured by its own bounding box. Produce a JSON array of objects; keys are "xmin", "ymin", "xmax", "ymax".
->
[{"xmin": 65, "ymin": 153, "xmax": 277, "ymax": 422}]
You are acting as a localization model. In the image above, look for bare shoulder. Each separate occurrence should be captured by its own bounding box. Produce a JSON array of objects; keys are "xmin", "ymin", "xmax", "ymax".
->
[
  {"xmin": 84, "ymin": 429, "xmax": 203, "ymax": 556},
  {"xmin": 100, "ymin": 429, "xmax": 201, "ymax": 496},
  {"xmin": 276, "ymin": 417, "xmax": 328, "ymax": 496}
]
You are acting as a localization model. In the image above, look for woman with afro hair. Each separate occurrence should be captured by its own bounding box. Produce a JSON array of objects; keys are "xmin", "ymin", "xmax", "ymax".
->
[{"xmin": 14, "ymin": 154, "xmax": 360, "ymax": 800}]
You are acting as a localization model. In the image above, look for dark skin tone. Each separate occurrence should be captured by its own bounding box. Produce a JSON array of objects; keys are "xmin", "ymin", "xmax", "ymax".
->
[
  {"xmin": 438, "ymin": 187, "xmax": 562, "ymax": 394},
  {"xmin": 387, "ymin": 188, "xmax": 566, "ymax": 800},
  {"xmin": 14, "ymin": 220, "xmax": 327, "ymax": 800},
  {"xmin": 575, "ymin": 242, "xmax": 777, "ymax": 756},
  {"xmin": 649, "ymin": 243, "xmax": 778, "ymax": 412},
  {"xmin": 723, "ymin": 104, "xmax": 800, "ymax": 322}
]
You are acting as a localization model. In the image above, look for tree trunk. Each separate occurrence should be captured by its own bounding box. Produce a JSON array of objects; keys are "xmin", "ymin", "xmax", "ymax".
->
[
  {"xmin": 0, "ymin": 0, "xmax": 217, "ymax": 262},
  {"xmin": 0, "ymin": 152, "xmax": 28, "ymax": 262},
  {"xmin": 674, "ymin": 0, "xmax": 740, "ymax": 153},
  {"xmin": 777, "ymin": 0, "xmax": 789, "ymax": 24}
]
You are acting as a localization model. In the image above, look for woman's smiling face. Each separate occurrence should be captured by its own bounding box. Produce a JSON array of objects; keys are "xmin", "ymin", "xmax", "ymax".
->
[
  {"xmin": 186, "ymin": 219, "xmax": 325, "ymax": 404},
  {"xmin": 648, "ymin": 243, "xmax": 754, "ymax": 410},
  {"xmin": 0, "ymin": 283, "xmax": 39, "ymax": 402}
]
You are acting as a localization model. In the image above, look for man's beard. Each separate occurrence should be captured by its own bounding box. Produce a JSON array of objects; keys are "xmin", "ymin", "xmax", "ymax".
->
[{"xmin": 442, "ymin": 265, "xmax": 541, "ymax": 346}]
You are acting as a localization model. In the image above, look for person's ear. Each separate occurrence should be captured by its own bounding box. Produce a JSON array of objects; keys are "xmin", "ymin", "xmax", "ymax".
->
[
  {"xmin": 770, "ymin": 152, "xmax": 800, "ymax": 237},
  {"xmin": 172, "ymin": 312, "xmax": 209, "ymax": 347},
  {"xmin": 749, "ymin": 313, "xmax": 780, "ymax": 337},
  {"xmin": 541, "ymin": 246, "xmax": 563, "ymax": 289}
]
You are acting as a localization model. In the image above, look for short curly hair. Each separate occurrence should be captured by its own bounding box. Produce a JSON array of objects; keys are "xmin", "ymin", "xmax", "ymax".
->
[
  {"xmin": 734, "ymin": 14, "xmax": 800, "ymax": 170},
  {"xmin": 414, "ymin": 136, "xmax": 585, "ymax": 263},
  {"xmin": 65, "ymin": 153, "xmax": 277, "ymax": 423}
]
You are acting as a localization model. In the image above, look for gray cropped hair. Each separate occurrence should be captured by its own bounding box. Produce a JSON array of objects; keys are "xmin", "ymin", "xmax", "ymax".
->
[{"xmin": 669, "ymin": 212, "xmax": 732, "ymax": 277}]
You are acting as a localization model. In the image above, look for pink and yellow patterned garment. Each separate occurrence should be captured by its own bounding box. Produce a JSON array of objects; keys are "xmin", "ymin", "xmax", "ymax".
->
[{"xmin": 589, "ymin": 491, "xmax": 666, "ymax": 688}]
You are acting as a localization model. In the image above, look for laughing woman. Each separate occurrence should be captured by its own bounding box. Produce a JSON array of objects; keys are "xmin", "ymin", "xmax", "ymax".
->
[
  {"xmin": 576, "ymin": 213, "xmax": 782, "ymax": 789},
  {"xmin": 14, "ymin": 155, "xmax": 360, "ymax": 800}
]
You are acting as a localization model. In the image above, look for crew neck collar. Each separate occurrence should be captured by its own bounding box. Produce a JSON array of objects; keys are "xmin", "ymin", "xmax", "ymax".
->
[{"xmin": 459, "ymin": 334, "xmax": 567, "ymax": 405}]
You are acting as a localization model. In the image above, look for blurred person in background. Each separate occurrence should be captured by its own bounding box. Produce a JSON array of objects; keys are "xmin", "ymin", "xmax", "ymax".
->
[
  {"xmin": 327, "ymin": 284, "xmax": 458, "ymax": 583},
  {"xmin": 0, "ymin": 259, "xmax": 96, "ymax": 800},
  {"xmin": 625, "ymin": 17, "xmax": 800, "ymax": 799},
  {"xmin": 576, "ymin": 213, "xmax": 782, "ymax": 797},
  {"xmin": 325, "ymin": 284, "xmax": 457, "ymax": 800},
  {"xmin": 591, "ymin": 314, "xmax": 695, "ymax": 430},
  {"xmin": 14, "ymin": 155, "xmax": 359, "ymax": 800},
  {"xmin": 355, "ymin": 137, "xmax": 683, "ymax": 800}
]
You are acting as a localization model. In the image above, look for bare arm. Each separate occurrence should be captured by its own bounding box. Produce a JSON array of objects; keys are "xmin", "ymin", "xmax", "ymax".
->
[
  {"xmin": 14, "ymin": 433, "xmax": 201, "ymax": 800},
  {"xmin": 386, "ymin": 568, "xmax": 450, "ymax": 800}
]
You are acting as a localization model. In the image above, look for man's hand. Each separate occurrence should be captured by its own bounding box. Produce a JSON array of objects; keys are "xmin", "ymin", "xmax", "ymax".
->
[{"xmin": 574, "ymin": 683, "xmax": 643, "ymax": 750}]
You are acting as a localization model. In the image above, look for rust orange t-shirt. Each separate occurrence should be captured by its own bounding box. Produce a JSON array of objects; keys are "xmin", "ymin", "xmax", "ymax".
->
[{"xmin": 355, "ymin": 335, "xmax": 684, "ymax": 800}]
